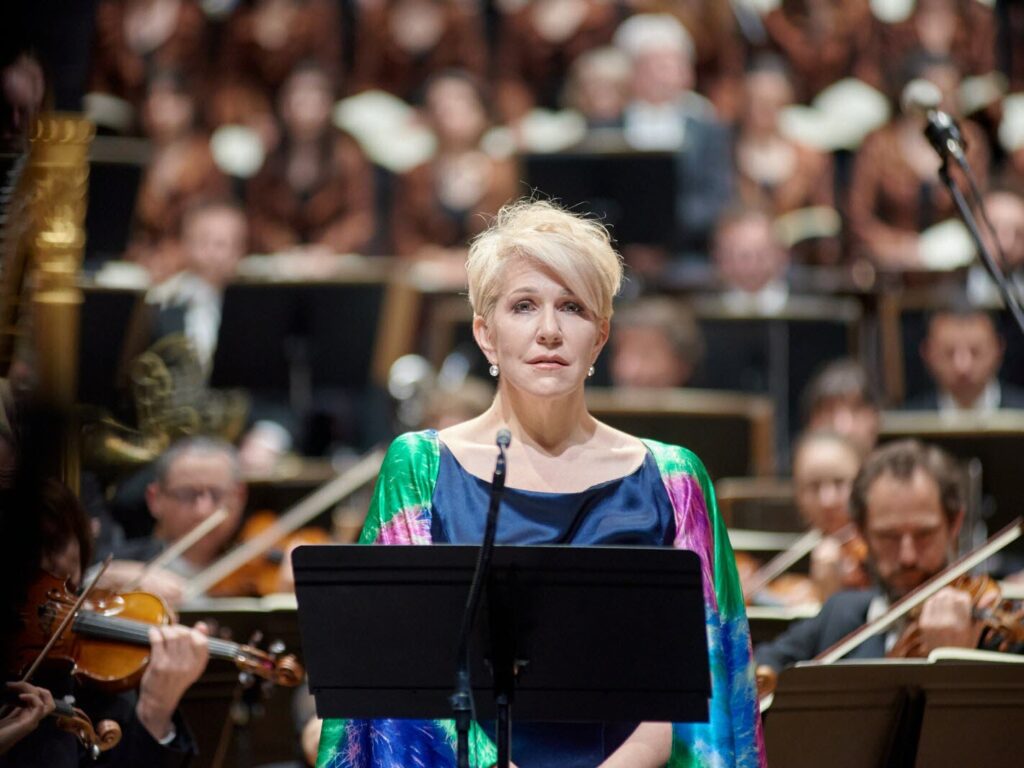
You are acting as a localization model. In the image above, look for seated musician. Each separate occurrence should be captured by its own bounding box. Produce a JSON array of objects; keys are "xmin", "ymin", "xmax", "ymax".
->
[
  {"xmin": 905, "ymin": 304, "xmax": 1024, "ymax": 412},
  {"xmin": 102, "ymin": 437, "xmax": 246, "ymax": 604},
  {"xmin": 608, "ymin": 296, "xmax": 703, "ymax": 389},
  {"xmin": 741, "ymin": 430, "xmax": 868, "ymax": 607},
  {"xmin": 755, "ymin": 439, "xmax": 996, "ymax": 674},
  {"xmin": 801, "ymin": 358, "xmax": 880, "ymax": 456},
  {"xmin": 3, "ymin": 479, "xmax": 209, "ymax": 768},
  {"xmin": 314, "ymin": 200, "xmax": 765, "ymax": 767}
]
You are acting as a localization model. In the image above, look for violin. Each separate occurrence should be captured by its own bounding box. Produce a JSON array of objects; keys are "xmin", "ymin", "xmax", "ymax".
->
[
  {"xmin": 206, "ymin": 510, "xmax": 331, "ymax": 597},
  {"xmin": 1, "ymin": 685, "xmax": 122, "ymax": 759},
  {"xmin": 740, "ymin": 524, "xmax": 869, "ymax": 607},
  {"xmin": 12, "ymin": 571, "xmax": 304, "ymax": 693},
  {"xmin": 888, "ymin": 574, "xmax": 1024, "ymax": 658}
]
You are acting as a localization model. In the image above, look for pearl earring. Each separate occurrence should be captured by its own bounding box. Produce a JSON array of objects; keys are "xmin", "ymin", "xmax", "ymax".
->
[
  {"xmin": 587, "ymin": 365, "xmax": 595, "ymax": 378},
  {"xmin": 489, "ymin": 364, "xmax": 499, "ymax": 378}
]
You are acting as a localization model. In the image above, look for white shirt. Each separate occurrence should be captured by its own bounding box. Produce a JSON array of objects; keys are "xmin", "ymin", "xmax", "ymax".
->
[
  {"xmin": 721, "ymin": 279, "xmax": 790, "ymax": 316},
  {"xmin": 147, "ymin": 272, "xmax": 223, "ymax": 374},
  {"xmin": 937, "ymin": 379, "xmax": 1001, "ymax": 414}
]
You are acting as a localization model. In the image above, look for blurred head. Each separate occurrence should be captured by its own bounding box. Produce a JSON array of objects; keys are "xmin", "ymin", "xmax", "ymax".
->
[
  {"xmin": 850, "ymin": 440, "xmax": 963, "ymax": 599},
  {"xmin": 422, "ymin": 70, "xmax": 490, "ymax": 149},
  {"xmin": 610, "ymin": 297, "xmax": 703, "ymax": 388},
  {"xmin": 467, "ymin": 200, "xmax": 622, "ymax": 399},
  {"xmin": 921, "ymin": 307, "xmax": 1004, "ymax": 408},
  {"xmin": 982, "ymin": 187, "xmax": 1024, "ymax": 272},
  {"xmin": 564, "ymin": 46, "xmax": 632, "ymax": 126},
  {"xmin": 141, "ymin": 70, "xmax": 196, "ymax": 143},
  {"xmin": 792, "ymin": 431, "xmax": 861, "ymax": 535},
  {"xmin": 146, "ymin": 437, "xmax": 246, "ymax": 567},
  {"xmin": 279, "ymin": 62, "xmax": 335, "ymax": 142},
  {"xmin": 742, "ymin": 55, "xmax": 795, "ymax": 136},
  {"xmin": 614, "ymin": 13, "xmax": 695, "ymax": 105},
  {"xmin": 712, "ymin": 206, "xmax": 789, "ymax": 294},
  {"xmin": 181, "ymin": 200, "xmax": 248, "ymax": 288},
  {"xmin": 898, "ymin": 51, "xmax": 962, "ymax": 116},
  {"xmin": 38, "ymin": 480, "xmax": 94, "ymax": 588},
  {"xmin": 802, "ymin": 358, "xmax": 881, "ymax": 455}
]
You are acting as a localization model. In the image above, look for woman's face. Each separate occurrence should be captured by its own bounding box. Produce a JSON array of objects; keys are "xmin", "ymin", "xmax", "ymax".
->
[
  {"xmin": 474, "ymin": 260, "xmax": 608, "ymax": 400},
  {"xmin": 793, "ymin": 439, "xmax": 860, "ymax": 535}
]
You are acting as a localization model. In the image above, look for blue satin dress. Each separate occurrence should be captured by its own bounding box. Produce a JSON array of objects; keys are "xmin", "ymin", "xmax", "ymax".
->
[{"xmin": 430, "ymin": 444, "xmax": 677, "ymax": 768}]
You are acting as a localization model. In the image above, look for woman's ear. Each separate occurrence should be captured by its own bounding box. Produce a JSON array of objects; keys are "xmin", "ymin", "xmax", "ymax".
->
[
  {"xmin": 473, "ymin": 314, "xmax": 497, "ymax": 365},
  {"xmin": 592, "ymin": 317, "xmax": 610, "ymax": 361}
]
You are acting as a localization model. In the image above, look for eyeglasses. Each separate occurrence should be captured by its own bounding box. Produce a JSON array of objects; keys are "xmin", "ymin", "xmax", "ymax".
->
[{"xmin": 161, "ymin": 485, "xmax": 232, "ymax": 505}]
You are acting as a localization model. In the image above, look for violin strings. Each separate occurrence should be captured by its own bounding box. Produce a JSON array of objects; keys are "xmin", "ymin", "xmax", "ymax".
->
[{"xmin": 72, "ymin": 612, "xmax": 255, "ymax": 663}]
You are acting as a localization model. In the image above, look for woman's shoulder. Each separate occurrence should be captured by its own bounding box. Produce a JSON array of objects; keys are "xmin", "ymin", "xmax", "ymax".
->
[
  {"xmin": 385, "ymin": 429, "xmax": 440, "ymax": 458},
  {"xmin": 637, "ymin": 436, "xmax": 711, "ymax": 481}
]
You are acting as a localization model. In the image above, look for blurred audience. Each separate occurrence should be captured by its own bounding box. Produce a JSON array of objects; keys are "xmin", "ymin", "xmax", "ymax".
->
[
  {"xmin": 734, "ymin": 55, "xmax": 834, "ymax": 217},
  {"xmin": 218, "ymin": 0, "xmax": 342, "ymax": 105},
  {"xmin": 848, "ymin": 52, "xmax": 989, "ymax": 269},
  {"xmin": 614, "ymin": 12, "xmax": 733, "ymax": 253},
  {"xmin": 89, "ymin": 0, "xmax": 207, "ymax": 131},
  {"xmin": 246, "ymin": 62, "xmax": 375, "ymax": 254},
  {"xmin": 494, "ymin": 0, "xmax": 620, "ymax": 123},
  {"xmin": 129, "ymin": 69, "xmax": 229, "ymax": 282},
  {"xmin": 562, "ymin": 45, "xmax": 631, "ymax": 130},
  {"xmin": 868, "ymin": 0, "xmax": 996, "ymax": 95},
  {"xmin": 609, "ymin": 296, "xmax": 703, "ymax": 388},
  {"xmin": 390, "ymin": 70, "xmax": 518, "ymax": 258},
  {"xmin": 351, "ymin": 0, "xmax": 486, "ymax": 102},
  {"xmin": 908, "ymin": 304, "xmax": 1024, "ymax": 411},
  {"xmin": 761, "ymin": 0, "xmax": 874, "ymax": 101}
]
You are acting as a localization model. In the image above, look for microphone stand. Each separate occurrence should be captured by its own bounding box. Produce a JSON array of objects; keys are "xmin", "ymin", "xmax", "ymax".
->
[
  {"xmin": 452, "ymin": 431, "xmax": 510, "ymax": 768},
  {"xmin": 928, "ymin": 124, "xmax": 1024, "ymax": 338}
]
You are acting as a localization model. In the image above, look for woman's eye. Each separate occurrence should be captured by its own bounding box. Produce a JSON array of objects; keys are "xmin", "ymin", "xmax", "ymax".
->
[
  {"xmin": 561, "ymin": 301, "xmax": 584, "ymax": 314},
  {"xmin": 512, "ymin": 300, "xmax": 533, "ymax": 313}
]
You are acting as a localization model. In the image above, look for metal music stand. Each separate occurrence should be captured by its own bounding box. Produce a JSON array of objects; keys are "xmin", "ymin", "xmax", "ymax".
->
[{"xmin": 293, "ymin": 544, "xmax": 710, "ymax": 766}]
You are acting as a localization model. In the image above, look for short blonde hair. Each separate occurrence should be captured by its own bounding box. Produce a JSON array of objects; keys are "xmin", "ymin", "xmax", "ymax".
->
[{"xmin": 466, "ymin": 199, "xmax": 623, "ymax": 321}]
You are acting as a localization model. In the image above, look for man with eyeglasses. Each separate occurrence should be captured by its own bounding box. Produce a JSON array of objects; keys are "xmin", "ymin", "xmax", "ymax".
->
[{"xmin": 103, "ymin": 437, "xmax": 247, "ymax": 599}]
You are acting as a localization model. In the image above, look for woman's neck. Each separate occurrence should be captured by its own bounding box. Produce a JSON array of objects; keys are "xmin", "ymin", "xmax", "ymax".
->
[{"xmin": 486, "ymin": 386, "xmax": 594, "ymax": 455}]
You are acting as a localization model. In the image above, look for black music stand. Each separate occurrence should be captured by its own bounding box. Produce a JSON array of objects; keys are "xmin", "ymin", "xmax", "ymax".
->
[
  {"xmin": 764, "ymin": 658, "xmax": 1024, "ymax": 768},
  {"xmin": 293, "ymin": 544, "xmax": 710, "ymax": 766}
]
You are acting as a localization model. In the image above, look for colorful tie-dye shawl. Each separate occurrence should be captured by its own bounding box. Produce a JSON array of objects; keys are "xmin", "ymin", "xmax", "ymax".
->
[{"xmin": 316, "ymin": 430, "xmax": 767, "ymax": 768}]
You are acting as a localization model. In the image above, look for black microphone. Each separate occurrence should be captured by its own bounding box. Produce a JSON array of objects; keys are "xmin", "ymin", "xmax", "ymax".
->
[
  {"xmin": 452, "ymin": 429, "xmax": 512, "ymax": 768},
  {"xmin": 901, "ymin": 79, "xmax": 967, "ymax": 163}
]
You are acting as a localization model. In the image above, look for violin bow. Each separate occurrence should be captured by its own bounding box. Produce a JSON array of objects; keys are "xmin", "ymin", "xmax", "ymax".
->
[
  {"xmin": 813, "ymin": 517, "xmax": 1024, "ymax": 665},
  {"xmin": 182, "ymin": 447, "xmax": 385, "ymax": 601},
  {"xmin": 742, "ymin": 528, "xmax": 823, "ymax": 601},
  {"xmin": 122, "ymin": 507, "xmax": 229, "ymax": 591}
]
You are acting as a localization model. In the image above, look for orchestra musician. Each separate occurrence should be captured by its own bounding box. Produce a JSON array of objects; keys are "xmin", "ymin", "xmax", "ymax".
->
[
  {"xmin": 754, "ymin": 439, "xmax": 1010, "ymax": 674},
  {"xmin": 101, "ymin": 437, "xmax": 247, "ymax": 606},
  {"xmin": 314, "ymin": 199, "xmax": 766, "ymax": 768},
  {"xmin": 2, "ymin": 479, "xmax": 209, "ymax": 768},
  {"xmin": 739, "ymin": 430, "xmax": 868, "ymax": 607}
]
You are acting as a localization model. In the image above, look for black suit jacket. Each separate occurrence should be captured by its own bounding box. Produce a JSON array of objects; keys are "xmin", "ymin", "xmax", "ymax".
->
[
  {"xmin": 903, "ymin": 380, "xmax": 1024, "ymax": 411},
  {"xmin": 754, "ymin": 589, "xmax": 887, "ymax": 673}
]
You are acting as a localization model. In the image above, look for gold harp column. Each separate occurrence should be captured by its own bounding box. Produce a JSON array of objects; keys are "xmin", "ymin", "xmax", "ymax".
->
[{"xmin": 28, "ymin": 115, "xmax": 95, "ymax": 490}]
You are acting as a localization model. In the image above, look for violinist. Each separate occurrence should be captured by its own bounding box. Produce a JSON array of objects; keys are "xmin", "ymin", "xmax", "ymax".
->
[
  {"xmin": 791, "ymin": 431, "xmax": 869, "ymax": 600},
  {"xmin": 103, "ymin": 437, "xmax": 246, "ymax": 604},
  {"xmin": 2, "ymin": 479, "xmax": 209, "ymax": 768},
  {"xmin": 755, "ymin": 439, "xmax": 997, "ymax": 674},
  {"xmin": 802, "ymin": 358, "xmax": 880, "ymax": 457}
]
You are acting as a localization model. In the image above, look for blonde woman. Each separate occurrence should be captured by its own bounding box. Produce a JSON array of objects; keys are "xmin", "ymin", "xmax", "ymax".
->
[{"xmin": 316, "ymin": 200, "xmax": 766, "ymax": 768}]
